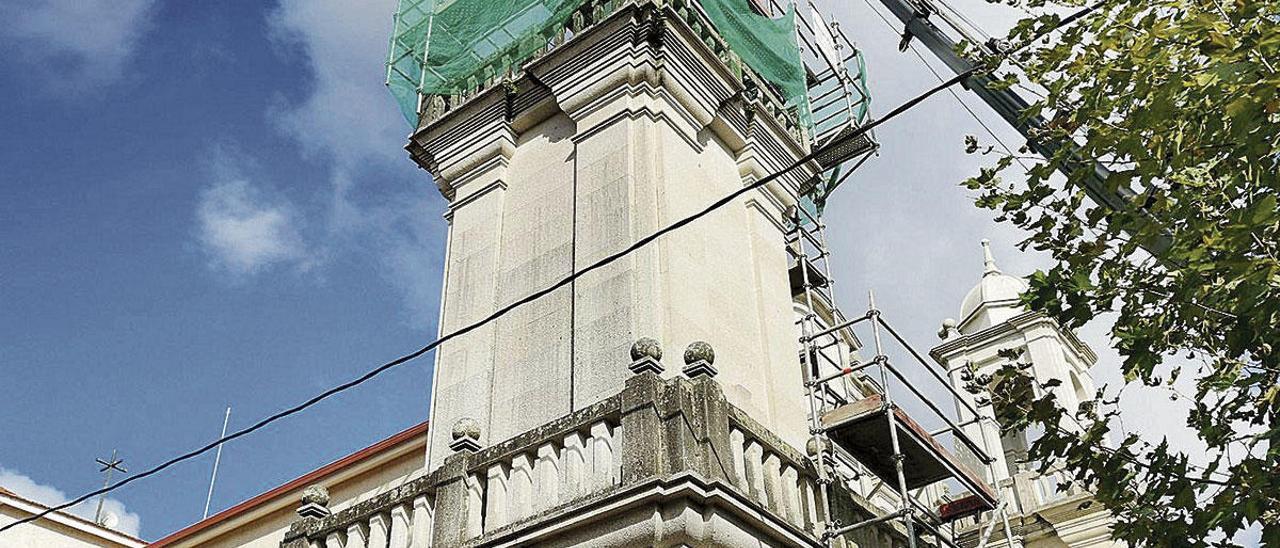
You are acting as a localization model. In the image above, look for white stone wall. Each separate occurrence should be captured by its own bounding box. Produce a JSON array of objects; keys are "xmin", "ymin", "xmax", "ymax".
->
[
  {"xmin": 490, "ymin": 113, "xmax": 577, "ymax": 443},
  {"xmin": 419, "ymin": 7, "xmax": 815, "ymax": 471},
  {"xmin": 0, "ymin": 505, "xmax": 142, "ymax": 548}
]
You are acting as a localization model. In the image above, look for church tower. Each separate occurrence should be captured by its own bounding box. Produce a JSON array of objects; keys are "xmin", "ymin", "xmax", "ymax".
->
[
  {"xmin": 408, "ymin": 0, "xmax": 825, "ymax": 470},
  {"xmin": 931, "ymin": 240, "xmax": 1118, "ymax": 547},
  {"xmin": 277, "ymin": 2, "xmax": 1001, "ymax": 547}
]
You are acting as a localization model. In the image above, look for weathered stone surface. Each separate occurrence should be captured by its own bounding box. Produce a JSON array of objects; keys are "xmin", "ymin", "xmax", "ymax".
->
[
  {"xmin": 805, "ymin": 436, "xmax": 833, "ymax": 457},
  {"xmin": 417, "ymin": 0, "xmax": 817, "ymax": 472},
  {"xmin": 628, "ymin": 355, "xmax": 664, "ymax": 375},
  {"xmin": 276, "ymin": 2, "xmax": 929, "ymax": 547},
  {"xmin": 629, "ymin": 337, "xmax": 663, "ymax": 361},
  {"xmin": 300, "ymin": 484, "xmax": 330, "ymax": 507},
  {"xmin": 449, "ymin": 417, "xmax": 483, "ymax": 453},
  {"xmin": 295, "ymin": 484, "xmax": 331, "ymax": 520},
  {"xmin": 452, "ymin": 417, "xmax": 481, "ymax": 440},
  {"xmin": 683, "ymin": 340, "xmax": 716, "ymax": 366},
  {"xmin": 628, "ymin": 338, "xmax": 665, "ymax": 375},
  {"xmin": 282, "ymin": 372, "xmax": 921, "ymax": 548}
]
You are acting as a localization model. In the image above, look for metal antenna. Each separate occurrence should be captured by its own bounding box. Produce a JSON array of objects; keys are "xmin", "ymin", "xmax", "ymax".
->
[
  {"xmin": 94, "ymin": 450, "xmax": 126, "ymax": 524},
  {"xmin": 203, "ymin": 407, "xmax": 232, "ymax": 520}
]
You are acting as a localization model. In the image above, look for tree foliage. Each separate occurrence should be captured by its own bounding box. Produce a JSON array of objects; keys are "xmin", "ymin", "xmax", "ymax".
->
[{"xmin": 963, "ymin": 0, "xmax": 1279, "ymax": 545}]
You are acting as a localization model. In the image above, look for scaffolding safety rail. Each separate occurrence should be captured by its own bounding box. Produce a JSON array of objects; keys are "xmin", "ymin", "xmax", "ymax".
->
[{"xmin": 785, "ymin": 206, "xmax": 1014, "ymax": 548}]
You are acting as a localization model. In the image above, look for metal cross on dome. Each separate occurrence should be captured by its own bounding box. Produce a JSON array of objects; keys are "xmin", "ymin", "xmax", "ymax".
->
[{"xmin": 93, "ymin": 449, "xmax": 127, "ymax": 525}]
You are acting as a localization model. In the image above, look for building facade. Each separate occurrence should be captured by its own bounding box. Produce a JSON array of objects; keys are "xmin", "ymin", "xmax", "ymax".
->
[
  {"xmin": 931, "ymin": 241, "xmax": 1119, "ymax": 548},
  {"xmin": 0, "ymin": 487, "xmax": 145, "ymax": 548},
  {"xmin": 148, "ymin": 1, "xmax": 1123, "ymax": 547},
  {"xmin": 149, "ymin": 422, "xmax": 428, "ymax": 548}
]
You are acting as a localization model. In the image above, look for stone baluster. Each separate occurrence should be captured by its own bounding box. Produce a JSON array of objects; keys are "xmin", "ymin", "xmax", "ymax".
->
[
  {"xmin": 323, "ymin": 531, "xmax": 344, "ymax": 548},
  {"xmin": 389, "ymin": 504, "xmax": 412, "ymax": 548},
  {"xmin": 464, "ymin": 474, "xmax": 484, "ymax": 538},
  {"xmin": 799, "ymin": 476, "xmax": 820, "ymax": 534},
  {"xmin": 534, "ymin": 441, "xmax": 561, "ymax": 511},
  {"xmin": 509, "ymin": 453, "xmax": 535, "ymax": 521},
  {"xmin": 744, "ymin": 440, "xmax": 766, "ymax": 502},
  {"xmin": 561, "ymin": 431, "xmax": 588, "ymax": 499},
  {"xmin": 588, "ymin": 421, "xmax": 615, "ymax": 490},
  {"xmin": 344, "ymin": 523, "xmax": 367, "ymax": 548},
  {"xmin": 781, "ymin": 464, "xmax": 802, "ymax": 525},
  {"xmin": 485, "ymin": 463, "xmax": 510, "ymax": 529},
  {"xmin": 411, "ymin": 494, "xmax": 433, "ymax": 548},
  {"xmin": 729, "ymin": 428, "xmax": 747, "ymax": 489},
  {"xmin": 763, "ymin": 453, "xmax": 783, "ymax": 513},
  {"xmin": 367, "ymin": 514, "xmax": 390, "ymax": 548}
]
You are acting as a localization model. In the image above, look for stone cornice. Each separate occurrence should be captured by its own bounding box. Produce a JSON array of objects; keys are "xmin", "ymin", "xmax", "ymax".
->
[
  {"xmin": 443, "ymin": 180, "xmax": 508, "ymax": 222},
  {"xmin": 929, "ymin": 311, "xmax": 1098, "ymax": 367},
  {"xmin": 404, "ymin": 1, "xmax": 817, "ymax": 206}
]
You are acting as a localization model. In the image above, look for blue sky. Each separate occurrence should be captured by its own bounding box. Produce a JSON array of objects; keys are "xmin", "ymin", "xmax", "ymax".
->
[
  {"xmin": 1, "ymin": 0, "xmax": 440, "ymax": 538},
  {"xmin": 0, "ymin": 0, "xmax": 1256, "ymax": 544}
]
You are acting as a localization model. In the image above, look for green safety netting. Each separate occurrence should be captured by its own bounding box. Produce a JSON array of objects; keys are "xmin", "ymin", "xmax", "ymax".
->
[
  {"xmin": 386, "ymin": 0, "xmax": 433, "ymax": 124},
  {"xmin": 387, "ymin": 0, "xmax": 811, "ymax": 128},
  {"xmin": 698, "ymin": 0, "xmax": 811, "ymax": 128},
  {"xmin": 387, "ymin": 0, "xmax": 584, "ymax": 124}
]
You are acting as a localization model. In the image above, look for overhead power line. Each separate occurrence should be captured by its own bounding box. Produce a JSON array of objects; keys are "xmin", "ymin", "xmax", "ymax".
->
[
  {"xmin": 1, "ymin": 3, "xmax": 1105, "ymax": 535},
  {"xmin": 857, "ymin": 0, "xmax": 1032, "ymax": 171},
  {"xmin": 0, "ymin": 69, "xmax": 972, "ymax": 537}
]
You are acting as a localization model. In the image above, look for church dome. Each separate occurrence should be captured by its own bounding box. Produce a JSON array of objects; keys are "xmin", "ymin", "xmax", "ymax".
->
[{"xmin": 959, "ymin": 240, "xmax": 1028, "ymax": 325}]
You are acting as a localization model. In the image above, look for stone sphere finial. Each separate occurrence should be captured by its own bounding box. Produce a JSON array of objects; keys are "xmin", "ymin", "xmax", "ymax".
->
[
  {"xmin": 301, "ymin": 484, "xmax": 330, "ymax": 507},
  {"xmin": 938, "ymin": 318, "xmax": 959, "ymax": 340},
  {"xmin": 805, "ymin": 437, "xmax": 833, "ymax": 457},
  {"xmin": 682, "ymin": 341, "xmax": 717, "ymax": 379},
  {"xmin": 452, "ymin": 417, "xmax": 481, "ymax": 441},
  {"xmin": 629, "ymin": 337, "xmax": 664, "ymax": 375},
  {"xmin": 630, "ymin": 337, "xmax": 663, "ymax": 361},
  {"xmin": 296, "ymin": 484, "xmax": 331, "ymax": 519},
  {"xmin": 683, "ymin": 341, "xmax": 715, "ymax": 366},
  {"xmin": 449, "ymin": 417, "xmax": 482, "ymax": 453}
]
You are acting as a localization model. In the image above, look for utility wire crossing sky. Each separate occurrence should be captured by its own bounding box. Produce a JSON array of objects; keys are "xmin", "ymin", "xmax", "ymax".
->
[{"xmin": 0, "ymin": 2, "xmax": 1109, "ymax": 531}]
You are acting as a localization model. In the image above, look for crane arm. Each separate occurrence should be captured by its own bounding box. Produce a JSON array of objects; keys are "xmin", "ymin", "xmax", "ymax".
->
[{"xmin": 877, "ymin": 0, "xmax": 1141, "ymax": 215}]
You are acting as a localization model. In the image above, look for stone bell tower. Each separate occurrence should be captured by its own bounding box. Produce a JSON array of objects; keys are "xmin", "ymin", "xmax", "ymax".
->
[
  {"xmin": 409, "ymin": 0, "xmax": 818, "ymax": 470},
  {"xmin": 931, "ymin": 241, "xmax": 1118, "ymax": 547}
]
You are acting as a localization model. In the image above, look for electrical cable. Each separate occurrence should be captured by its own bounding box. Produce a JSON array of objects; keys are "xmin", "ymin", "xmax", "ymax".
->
[
  {"xmin": 0, "ymin": 67, "xmax": 977, "ymax": 537},
  {"xmin": 0, "ymin": 2, "xmax": 1109, "ymax": 535},
  {"xmin": 859, "ymin": 0, "xmax": 1033, "ymax": 171}
]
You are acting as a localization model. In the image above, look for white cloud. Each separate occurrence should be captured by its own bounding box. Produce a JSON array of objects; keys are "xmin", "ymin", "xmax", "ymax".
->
[
  {"xmin": 267, "ymin": 0, "xmax": 406, "ymax": 168},
  {"xmin": 0, "ymin": 466, "xmax": 141, "ymax": 537},
  {"xmin": 0, "ymin": 0, "xmax": 157, "ymax": 85},
  {"xmin": 197, "ymin": 180, "xmax": 311, "ymax": 275},
  {"xmin": 261, "ymin": 0, "xmax": 446, "ymax": 327}
]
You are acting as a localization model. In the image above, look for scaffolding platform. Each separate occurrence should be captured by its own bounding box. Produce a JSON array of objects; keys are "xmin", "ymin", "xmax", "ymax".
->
[
  {"xmin": 938, "ymin": 494, "xmax": 991, "ymax": 522},
  {"xmin": 789, "ymin": 259, "xmax": 831, "ymax": 296},
  {"xmin": 820, "ymin": 394, "xmax": 998, "ymax": 508}
]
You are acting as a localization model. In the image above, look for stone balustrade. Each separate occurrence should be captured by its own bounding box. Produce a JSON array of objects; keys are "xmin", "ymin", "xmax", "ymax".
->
[
  {"xmin": 281, "ymin": 480, "xmax": 434, "ymax": 548},
  {"xmin": 725, "ymin": 409, "xmax": 826, "ymax": 536},
  {"xmin": 464, "ymin": 414, "xmax": 621, "ymax": 534},
  {"xmin": 283, "ymin": 354, "xmax": 919, "ymax": 548}
]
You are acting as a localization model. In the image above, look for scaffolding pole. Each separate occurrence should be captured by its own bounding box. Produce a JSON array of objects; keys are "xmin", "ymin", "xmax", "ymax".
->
[{"xmin": 786, "ymin": 205, "xmax": 1013, "ymax": 548}]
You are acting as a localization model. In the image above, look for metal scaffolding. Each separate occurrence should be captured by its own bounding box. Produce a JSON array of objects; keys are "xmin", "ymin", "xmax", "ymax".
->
[
  {"xmin": 784, "ymin": 204, "xmax": 1016, "ymax": 548},
  {"xmin": 768, "ymin": 0, "xmax": 878, "ymax": 219}
]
